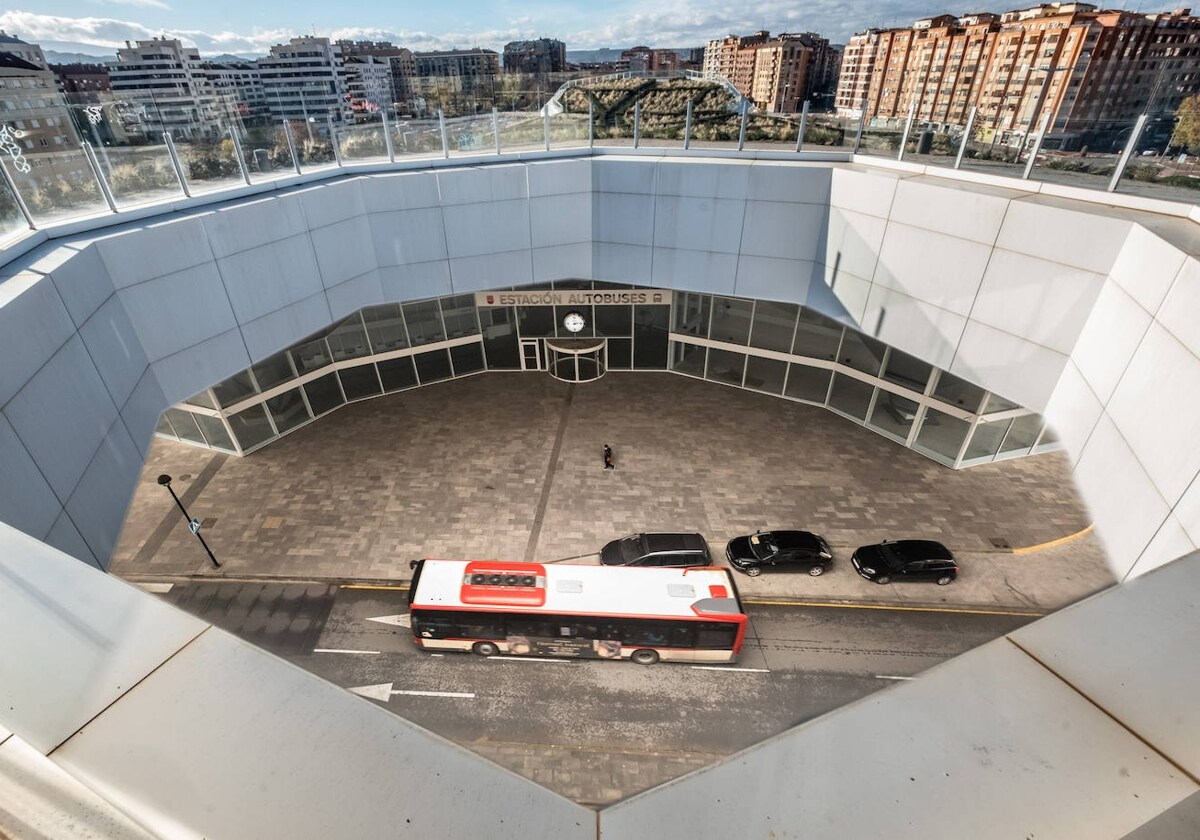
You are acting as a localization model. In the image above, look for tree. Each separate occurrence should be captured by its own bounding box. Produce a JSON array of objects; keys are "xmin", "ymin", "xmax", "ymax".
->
[{"xmin": 1171, "ymin": 93, "xmax": 1200, "ymax": 154}]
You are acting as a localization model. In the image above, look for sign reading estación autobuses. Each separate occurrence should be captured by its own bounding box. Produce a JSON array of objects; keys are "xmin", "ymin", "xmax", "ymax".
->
[{"xmin": 474, "ymin": 289, "xmax": 673, "ymax": 307}]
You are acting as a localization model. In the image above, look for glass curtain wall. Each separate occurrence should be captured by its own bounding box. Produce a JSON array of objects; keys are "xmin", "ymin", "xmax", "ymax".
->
[{"xmin": 159, "ymin": 284, "xmax": 1056, "ymax": 467}]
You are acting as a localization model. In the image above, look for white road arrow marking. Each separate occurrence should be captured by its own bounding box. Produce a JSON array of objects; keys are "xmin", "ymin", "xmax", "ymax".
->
[
  {"xmin": 314, "ymin": 648, "xmax": 380, "ymax": 655},
  {"xmin": 348, "ymin": 682, "xmax": 475, "ymax": 701},
  {"xmin": 391, "ymin": 689, "xmax": 475, "ymax": 698},
  {"xmin": 691, "ymin": 666, "xmax": 770, "ymax": 673},
  {"xmin": 874, "ymin": 675, "xmax": 915, "ymax": 681},
  {"xmin": 366, "ymin": 614, "xmax": 411, "ymax": 628}
]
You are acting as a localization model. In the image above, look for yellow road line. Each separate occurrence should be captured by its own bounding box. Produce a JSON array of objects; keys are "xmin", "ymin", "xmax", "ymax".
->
[
  {"xmin": 340, "ymin": 584, "xmax": 410, "ymax": 591},
  {"xmin": 742, "ymin": 599, "xmax": 1043, "ymax": 617},
  {"xmin": 1011, "ymin": 524, "xmax": 1094, "ymax": 555}
]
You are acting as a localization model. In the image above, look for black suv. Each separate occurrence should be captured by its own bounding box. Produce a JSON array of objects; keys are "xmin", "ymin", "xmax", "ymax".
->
[
  {"xmin": 599, "ymin": 533, "xmax": 713, "ymax": 567},
  {"xmin": 726, "ymin": 530, "xmax": 833, "ymax": 577},
  {"xmin": 851, "ymin": 540, "xmax": 958, "ymax": 585}
]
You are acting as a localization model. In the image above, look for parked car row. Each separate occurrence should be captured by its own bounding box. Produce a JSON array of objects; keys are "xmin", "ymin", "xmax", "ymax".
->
[{"xmin": 600, "ymin": 531, "xmax": 959, "ymax": 586}]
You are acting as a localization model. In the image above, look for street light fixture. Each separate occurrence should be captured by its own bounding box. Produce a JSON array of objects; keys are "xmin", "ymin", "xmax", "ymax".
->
[{"xmin": 157, "ymin": 474, "xmax": 221, "ymax": 569}]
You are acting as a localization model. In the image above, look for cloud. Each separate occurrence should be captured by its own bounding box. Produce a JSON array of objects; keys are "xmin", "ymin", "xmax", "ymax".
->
[{"xmin": 92, "ymin": 0, "xmax": 172, "ymax": 10}]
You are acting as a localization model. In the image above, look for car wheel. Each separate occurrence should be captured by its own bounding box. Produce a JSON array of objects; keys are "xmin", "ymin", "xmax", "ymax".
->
[
  {"xmin": 631, "ymin": 649, "xmax": 659, "ymax": 666},
  {"xmin": 746, "ymin": 566, "xmax": 763, "ymax": 577},
  {"xmin": 473, "ymin": 641, "xmax": 499, "ymax": 657},
  {"xmin": 809, "ymin": 564, "xmax": 825, "ymax": 576},
  {"xmin": 936, "ymin": 575, "xmax": 953, "ymax": 586},
  {"xmin": 875, "ymin": 575, "xmax": 891, "ymax": 585}
]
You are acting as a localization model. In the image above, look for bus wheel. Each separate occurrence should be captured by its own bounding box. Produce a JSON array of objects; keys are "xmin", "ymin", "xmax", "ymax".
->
[
  {"xmin": 473, "ymin": 641, "xmax": 499, "ymax": 657},
  {"xmin": 631, "ymin": 649, "xmax": 659, "ymax": 666}
]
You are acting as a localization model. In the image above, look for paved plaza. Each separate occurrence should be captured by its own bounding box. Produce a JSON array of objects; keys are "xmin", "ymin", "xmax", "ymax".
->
[{"xmin": 113, "ymin": 371, "xmax": 1113, "ymax": 612}]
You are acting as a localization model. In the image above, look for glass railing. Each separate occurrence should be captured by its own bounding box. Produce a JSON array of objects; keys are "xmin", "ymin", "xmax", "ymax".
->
[{"xmin": 5, "ymin": 80, "xmax": 1200, "ymax": 252}]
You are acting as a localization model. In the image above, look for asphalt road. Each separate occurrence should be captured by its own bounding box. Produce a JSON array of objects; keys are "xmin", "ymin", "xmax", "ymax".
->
[{"xmin": 153, "ymin": 581, "xmax": 1035, "ymax": 758}]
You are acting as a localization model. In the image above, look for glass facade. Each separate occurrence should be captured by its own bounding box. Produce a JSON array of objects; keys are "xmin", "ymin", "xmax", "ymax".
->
[{"xmin": 158, "ymin": 285, "xmax": 1054, "ymax": 466}]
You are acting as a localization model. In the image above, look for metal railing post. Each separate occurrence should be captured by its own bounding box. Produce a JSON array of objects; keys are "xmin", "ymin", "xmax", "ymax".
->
[
  {"xmin": 633, "ymin": 100, "xmax": 641, "ymax": 148},
  {"xmin": 382, "ymin": 110, "xmax": 395, "ymax": 163},
  {"xmin": 737, "ymin": 99, "xmax": 748, "ymax": 151},
  {"xmin": 163, "ymin": 131, "xmax": 191, "ymax": 198},
  {"xmin": 543, "ymin": 109, "xmax": 551, "ymax": 151},
  {"xmin": 493, "ymin": 107, "xmax": 501, "ymax": 154},
  {"xmin": 0, "ymin": 160, "xmax": 35, "ymax": 230},
  {"xmin": 1022, "ymin": 111, "xmax": 1051, "ymax": 180},
  {"xmin": 796, "ymin": 100, "xmax": 809, "ymax": 152},
  {"xmin": 588, "ymin": 99, "xmax": 594, "ymax": 148},
  {"xmin": 954, "ymin": 107, "xmax": 976, "ymax": 169},
  {"xmin": 282, "ymin": 120, "xmax": 302, "ymax": 174},
  {"xmin": 1108, "ymin": 113, "xmax": 1149, "ymax": 193},
  {"xmin": 438, "ymin": 109, "xmax": 449, "ymax": 158},
  {"xmin": 897, "ymin": 104, "xmax": 915, "ymax": 161},
  {"xmin": 81, "ymin": 141, "xmax": 118, "ymax": 212},
  {"xmin": 227, "ymin": 127, "xmax": 252, "ymax": 184},
  {"xmin": 853, "ymin": 97, "xmax": 868, "ymax": 154},
  {"xmin": 684, "ymin": 99, "xmax": 693, "ymax": 150},
  {"xmin": 327, "ymin": 116, "xmax": 343, "ymax": 166}
]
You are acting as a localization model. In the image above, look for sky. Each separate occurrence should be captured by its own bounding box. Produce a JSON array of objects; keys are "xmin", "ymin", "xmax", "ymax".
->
[{"xmin": 0, "ymin": 0, "xmax": 1012, "ymax": 57}]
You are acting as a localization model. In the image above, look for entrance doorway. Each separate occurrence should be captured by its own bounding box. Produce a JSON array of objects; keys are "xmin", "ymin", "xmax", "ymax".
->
[{"xmin": 519, "ymin": 339, "xmax": 542, "ymax": 371}]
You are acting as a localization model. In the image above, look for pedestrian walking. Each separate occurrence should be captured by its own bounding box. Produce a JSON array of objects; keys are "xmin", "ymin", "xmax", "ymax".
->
[{"xmin": 603, "ymin": 444, "xmax": 615, "ymax": 470}]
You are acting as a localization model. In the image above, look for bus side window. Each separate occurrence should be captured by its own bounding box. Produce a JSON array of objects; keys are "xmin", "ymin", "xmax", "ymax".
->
[
  {"xmin": 413, "ymin": 613, "xmax": 456, "ymax": 639},
  {"xmin": 696, "ymin": 623, "xmax": 737, "ymax": 649},
  {"xmin": 457, "ymin": 612, "xmax": 504, "ymax": 640}
]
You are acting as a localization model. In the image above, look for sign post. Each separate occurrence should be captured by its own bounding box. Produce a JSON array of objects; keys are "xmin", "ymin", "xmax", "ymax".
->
[{"xmin": 158, "ymin": 474, "xmax": 220, "ymax": 569}]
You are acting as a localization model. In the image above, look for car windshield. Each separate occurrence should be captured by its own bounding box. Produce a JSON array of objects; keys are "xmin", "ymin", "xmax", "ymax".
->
[
  {"xmin": 749, "ymin": 533, "xmax": 777, "ymax": 560},
  {"xmin": 619, "ymin": 536, "xmax": 644, "ymax": 563},
  {"xmin": 879, "ymin": 543, "xmax": 906, "ymax": 566}
]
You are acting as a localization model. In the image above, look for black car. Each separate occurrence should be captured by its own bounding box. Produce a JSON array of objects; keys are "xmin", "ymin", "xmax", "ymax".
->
[
  {"xmin": 725, "ymin": 530, "xmax": 833, "ymax": 577},
  {"xmin": 851, "ymin": 540, "xmax": 958, "ymax": 585},
  {"xmin": 599, "ymin": 533, "xmax": 713, "ymax": 567}
]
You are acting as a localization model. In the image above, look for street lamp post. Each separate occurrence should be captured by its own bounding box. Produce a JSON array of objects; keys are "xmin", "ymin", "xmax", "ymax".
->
[{"xmin": 157, "ymin": 474, "xmax": 220, "ymax": 569}]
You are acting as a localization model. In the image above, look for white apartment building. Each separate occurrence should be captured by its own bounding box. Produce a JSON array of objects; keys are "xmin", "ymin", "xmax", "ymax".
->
[
  {"xmin": 834, "ymin": 30, "xmax": 880, "ymax": 118},
  {"xmin": 108, "ymin": 38, "xmax": 222, "ymax": 137},
  {"xmin": 344, "ymin": 56, "xmax": 392, "ymax": 115},
  {"xmin": 258, "ymin": 37, "xmax": 352, "ymax": 125},
  {"xmin": 0, "ymin": 40, "xmax": 85, "ymax": 190},
  {"xmin": 198, "ymin": 61, "xmax": 267, "ymax": 124},
  {"xmin": 0, "ymin": 31, "xmax": 48, "ymax": 69}
]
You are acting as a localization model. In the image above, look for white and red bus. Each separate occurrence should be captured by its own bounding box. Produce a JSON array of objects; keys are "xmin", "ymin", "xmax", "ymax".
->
[{"xmin": 407, "ymin": 559, "xmax": 747, "ymax": 665}]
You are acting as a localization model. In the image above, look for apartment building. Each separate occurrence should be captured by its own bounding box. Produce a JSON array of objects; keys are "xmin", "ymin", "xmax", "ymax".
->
[
  {"xmin": 503, "ymin": 38, "xmax": 566, "ymax": 74},
  {"xmin": 0, "ymin": 47, "xmax": 85, "ymax": 189},
  {"xmin": 414, "ymin": 48, "xmax": 500, "ymax": 79},
  {"xmin": 621, "ymin": 46, "xmax": 679, "ymax": 73},
  {"xmin": 344, "ymin": 56, "xmax": 392, "ymax": 115},
  {"xmin": 109, "ymin": 38, "xmax": 217, "ymax": 137},
  {"xmin": 837, "ymin": 3, "xmax": 1200, "ymax": 146},
  {"xmin": 258, "ymin": 36, "xmax": 351, "ymax": 125},
  {"xmin": 705, "ymin": 31, "xmax": 838, "ymax": 113},
  {"xmin": 52, "ymin": 63, "xmax": 111, "ymax": 101}
]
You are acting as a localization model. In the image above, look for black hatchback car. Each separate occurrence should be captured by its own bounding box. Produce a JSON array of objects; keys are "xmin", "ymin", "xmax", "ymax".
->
[
  {"xmin": 726, "ymin": 530, "xmax": 833, "ymax": 577},
  {"xmin": 851, "ymin": 540, "xmax": 958, "ymax": 585},
  {"xmin": 599, "ymin": 533, "xmax": 713, "ymax": 567}
]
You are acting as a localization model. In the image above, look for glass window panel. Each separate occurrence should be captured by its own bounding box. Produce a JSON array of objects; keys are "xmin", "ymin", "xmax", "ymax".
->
[
  {"xmin": 290, "ymin": 336, "xmax": 333, "ymax": 375},
  {"xmin": 607, "ymin": 338, "xmax": 632, "ymax": 370},
  {"xmin": 1000, "ymin": 414, "xmax": 1043, "ymax": 455},
  {"xmin": 326, "ymin": 316, "xmax": 370, "ymax": 362},
  {"xmin": 933, "ymin": 371, "xmax": 986, "ymax": 413},
  {"xmin": 555, "ymin": 305, "xmax": 594, "ymax": 337},
  {"xmin": 882, "ymin": 348, "xmax": 932, "ymax": 392},
  {"xmin": 784, "ymin": 364, "xmax": 832, "ymax": 403},
  {"xmin": 450, "ymin": 342, "xmax": 485, "ymax": 375},
  {"xmin": 868, "ymin": 391, "xmax": 921, "ymax": 442},
  {"xmin": 339, "ymin": 365, "xmax": 383, "ymax": 400},
  {"xmin": 164, "ymin": 408, "xmax": 206, "ymax": 444},
  {"xmin": 592, "ymin": 280, "xmax": 631, "ymax": 289},
  {"xmin": 402, "ymin": 300, "xmax": 445, "ymax": 346},
  {"xmin": 709, "ymin": 297, "xmax": 754, "ymax": 345},
  {"xmin": 155, "ymin": 414, "xmax": 177, "ymax": 438},
  {"xmin": 706, "ymin": 348, "xmax": 745, "ymax": 386},
  {"xmin": 1039, "ymin": 426, "xmax": 1060, "ymax": 445},
  {"xmin": 304, "ymin": 372, "xmax": 344, "ymax": 416},
  {"xmin": 378, "ymin": 356, "xmax": 419, "ymax": 391},
  {"xmin": 632, "ymin": 305, "xmax": 669, "ymax": 369},
  {"xmin": 670, "ymin": 341, "xmax": 706, "ymax": 376},
  {"xmin": 415, "ymin": 348, "xmax": 452, "ymax": 383},
  {"xmin": 964, "ymin": 419, "xmax": 1010, "ymax": 461},
  {"xmin": 516, "ymin": 305, "xmax": 555, "ymax": 337},
  {"xmin": 265, "ymin": 388, "xmax": 311, "ymax": 434},
  {"xmin": 828, "ymin": 374, "xmax": 874, "ymax": 420},
  {"xmin": 749, "ymin": 301, "xmax": 799, "ymax": 354},
  {"xmin": 184, "ymin": 390, "xmax": 216, "ymax": 409},
  {"xmin": 212, "ymin": 370, "xmax": 258, "ymax": 408},
  {"xmin": 441, "ymin": 294, "xmax": 480, "ymax": 338},
  {"xmin": 363, "ymin": 302, "xmax": 409, "ymax": 353},
  {"xmin": 228, "ymin": 404, "xmax": 275, "ymax": 451},
  {"xmin": 595, "ymin": 304, "xmax": 632, "ymax": 337},
  {"xmin": 744, "ymin": 356, "xmax": 788, "ymax": 395},
  {"xmin": 480, "ymin": 307, "xmax": 520, "ymax": 369},
  {"xmin": 673, "ymin": 292, "xmax": 711, "ymax": 337},
  {"xmin": 193, "ymin": 414, "xmax": 235, "ymax": 451},
  {"xmin": 914, "ymin": 407, "xmax": 971, "ymax": 465},
  {"xmin": 838, "ymin": 330, "xmax": 886, "ymax": 376},
  {"xmin": 552, "ymin": 279, "xmax": 592, "ymax": 289},
  {"xmin": 792, "ymin": 309, "xmax": 843, "ymax": 361},
  {"xmin": 251, "ymin": 352, "xmax": 297, "ymax": 392},
  {"xmin": 984, "ymin": 392, "xmax": 1021, "ymax": 413}
]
